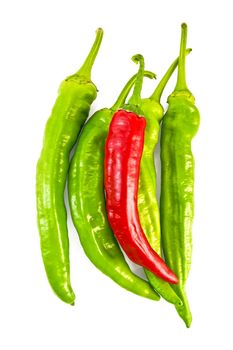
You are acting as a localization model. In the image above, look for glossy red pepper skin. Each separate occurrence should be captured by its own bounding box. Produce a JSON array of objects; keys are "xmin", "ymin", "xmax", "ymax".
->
[{"xmin": 104, "ymin": 110, "xmax": 178, "ymax": 284}]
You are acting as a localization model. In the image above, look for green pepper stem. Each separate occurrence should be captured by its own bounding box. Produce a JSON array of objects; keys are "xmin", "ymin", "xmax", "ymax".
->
[
  {"xmin": 76, "ymin": 28, "xmax": 104, "ymax": 79},
  {"xmin": 175, "ymin": 23, "xmax": 188, "ymax": 91},
  {"xmin": 150, "ymin": 48, "xmax": 192, "ymax": 102},
  {"xmin": 111, "ymin": 71, "xmax": 156, "ymax": 111},
  {"xmin": 127, "ymin": 55, "xmax": 145, "ymax": 106}
]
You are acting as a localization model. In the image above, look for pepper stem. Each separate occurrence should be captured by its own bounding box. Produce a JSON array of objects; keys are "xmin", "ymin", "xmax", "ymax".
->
[
  {"xmin": 111, "ymin": 71, "xmax": 156, "ymax": 111},
  {"xmin": 150, "ymin": 48, "xmax": 192, "ymax": 102},
  {"xmin": 76, "ymin": 28, "xmax": 104, "ymax": 79},
  {"xmin": 127, "ymin": 54, "xmax": 145, "ymax": 106},
  {"xmin": 175, "ymin": 23, "xmax": 188, "ymax": 91}
]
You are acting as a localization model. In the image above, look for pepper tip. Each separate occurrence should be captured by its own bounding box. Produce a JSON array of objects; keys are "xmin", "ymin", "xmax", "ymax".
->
[
  {"xmin": 170, "ymin": 274, "xmax": 179, "ymax": 284},
  {"xmin": 96, "ymin": 27, "xmax": 104, "ymax": 34}
]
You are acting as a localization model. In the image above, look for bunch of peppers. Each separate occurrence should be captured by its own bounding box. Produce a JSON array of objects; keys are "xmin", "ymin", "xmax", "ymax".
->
[{"xmin": 36, "ymin": 23, "xmax": 200, "ymax": 327}]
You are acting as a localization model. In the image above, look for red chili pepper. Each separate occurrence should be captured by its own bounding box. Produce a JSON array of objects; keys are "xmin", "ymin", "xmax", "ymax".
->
[{"xmin": 104, "ymin": 55, "xmax": 178, "ymax": 284}]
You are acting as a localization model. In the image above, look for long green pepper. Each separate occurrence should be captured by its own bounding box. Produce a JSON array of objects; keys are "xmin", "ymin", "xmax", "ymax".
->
[
  {"xmin": 160, "ymin": 23, "xmax": 200, "ymax": 327},
  {"xmin": 36, "ymin": 29, "xmax": 103, "ymax": 304},
  {"xmin": 68, "ymin": 66, "xmax": 160, "ymax": 300},
  {"xmin": 138, "ymin": 54, "xmax": 191, "ymax": 306}
]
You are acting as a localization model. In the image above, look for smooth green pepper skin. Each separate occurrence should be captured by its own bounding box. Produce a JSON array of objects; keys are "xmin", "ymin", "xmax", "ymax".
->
[
  {"xmin": 36, "ymin": 29, "xmax": 103, "ymax": 304},
  {"xmin": 138, "ymin": 57, "xmax": 185, "ymax": 306},
  {"xmin": 68, "ymin": 71, "xmax": 160, "ymax": 300},
  {"xmin": 160, "ymin": 96, "xmax": 200, "ymax": 326},
  {"xmin": 139, "ymin": 100, "xmax": 163, "ymax": 254},
  {"xmin": 160, "ymin": 24, "xmax": 200, "ymax": 327}
]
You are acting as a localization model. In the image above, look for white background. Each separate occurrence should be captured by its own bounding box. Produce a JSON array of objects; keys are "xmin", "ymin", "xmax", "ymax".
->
[{"xmin": 1, "ymin": 0, "xmax": 233, "ymax": 349}]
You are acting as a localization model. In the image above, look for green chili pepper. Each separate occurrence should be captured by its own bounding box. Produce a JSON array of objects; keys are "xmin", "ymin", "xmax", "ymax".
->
[
  {"xmin": 160, "ymin": 23, "xmax": 200, "ymax": 327},
  {"xmin": 68, "ymin": 67, "xmax": 161, "ymax": 300},
  {"xmin": 136, "ymin": 49, "xmax": 191, "ymax": 306},
  {"xmin": 36, "ymin": 28, "xmax": 103, "ymax": 304},
  {"xmin": 138, "ymin": 56, "xmax": 187, "ymax": 306}
]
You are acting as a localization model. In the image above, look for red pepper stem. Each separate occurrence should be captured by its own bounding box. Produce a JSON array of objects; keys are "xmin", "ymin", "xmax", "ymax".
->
[
  {"xmin": 150, "ymin": 48, "xmax": 192, "ymax": 102},
  {"xmin": 175, "ymin": 23, "xmax": 188, "ymax": 91},
  {"xmin": 127, "ymin": 54, "xmax": 145, "ymax": 106},
  {"xmin": 111, "ymin": 71, "xmax": 156, "ymax": 111},
  {"xmin": 76, "ymin": 28, "xmax": 104, "ymax": 79}
]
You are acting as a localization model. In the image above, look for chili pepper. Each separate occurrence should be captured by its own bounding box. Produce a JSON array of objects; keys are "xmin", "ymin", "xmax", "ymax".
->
[
  {"xmin": 36, "ymin": 28, "xmax": 103, "ymax": 304},
  {"xmin": 104, "ymin": 55, "xmax": 178, "ymax": 284},
  {"xmin": 160, "ymin": 24, "xmax": 200, "ymax": 327},
  {"xmin": 68, "ymin": 69, "xmax": 160, "ymax": 300},
  {"xmin": 138, "ymin": 49, "xmax": 191, "ymax": 306}
]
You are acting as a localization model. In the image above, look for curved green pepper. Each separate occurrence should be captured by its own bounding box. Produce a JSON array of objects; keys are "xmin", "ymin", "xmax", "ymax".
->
[
  {"xmin": 68, "ymin": 68, "xmax": 160, "ymax": 300},
  {"xmin": 160, "ymin": 24, "xmax": 200, "ymax": 327},
  {"xmin": 36, "ymin": 28, "xmax": 103, "ymax": 304}
]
